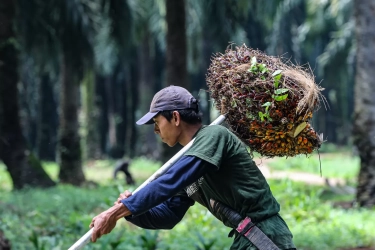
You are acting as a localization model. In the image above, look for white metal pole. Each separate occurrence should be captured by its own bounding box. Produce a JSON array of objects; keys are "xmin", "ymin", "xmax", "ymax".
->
[{"xmin": 68, "ymin": 115, "xmax": 226, "ymax": 250}]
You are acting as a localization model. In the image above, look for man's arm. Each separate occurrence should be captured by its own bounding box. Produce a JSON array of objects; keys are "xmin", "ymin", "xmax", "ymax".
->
[
  {"xmin": 90, "ymin": 156, "xmax": 215, "ymax": 242},
  {"xmin": 126, "ymin": 192, "xmax": 194, "ymax": 229},
  {"xmin": 121, "ymin": 156, "xmax": 216, "ymax": 216}
]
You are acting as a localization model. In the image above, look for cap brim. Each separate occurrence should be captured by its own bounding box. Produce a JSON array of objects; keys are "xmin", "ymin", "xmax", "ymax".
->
[{"xmin": 136, "ymin": 112, "xmax": 159, "ymax": 125}]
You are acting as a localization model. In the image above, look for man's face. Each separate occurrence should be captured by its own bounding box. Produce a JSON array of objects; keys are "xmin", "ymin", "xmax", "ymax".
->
[{"xmin": 153, "ymin": 113, "xmax": 180, "ymax": 147}]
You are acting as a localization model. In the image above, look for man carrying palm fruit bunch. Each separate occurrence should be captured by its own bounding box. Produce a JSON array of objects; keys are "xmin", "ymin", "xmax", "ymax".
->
[
  {"xmin": 206, "ymin": 44, "xmax": 324, "ymax": 158},
  {"xmin": 90, "ymin": 85, "xmax": 296, "ymax": 249}
]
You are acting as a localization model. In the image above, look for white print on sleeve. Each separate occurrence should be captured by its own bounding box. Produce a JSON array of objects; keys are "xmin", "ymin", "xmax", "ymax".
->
[{"xmin": 185, "ymin": 177, "xmax": 204, "ymax": 197}]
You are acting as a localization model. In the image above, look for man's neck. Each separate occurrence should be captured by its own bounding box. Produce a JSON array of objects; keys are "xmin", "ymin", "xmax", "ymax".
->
[{"xmin": 179, "ymin": 123, "xmax": 202, "ymax": 146}]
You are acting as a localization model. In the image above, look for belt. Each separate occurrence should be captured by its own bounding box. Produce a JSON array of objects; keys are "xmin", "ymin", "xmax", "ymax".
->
[{"xmin": 210, "ymin": 199, "xmax": 280, "ymax": 250}]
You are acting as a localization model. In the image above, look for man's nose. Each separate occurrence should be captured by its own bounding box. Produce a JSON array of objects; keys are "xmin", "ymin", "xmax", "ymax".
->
[{"xmin": 154, "ymin": 125, "xmax": 160, "ymax": 134}]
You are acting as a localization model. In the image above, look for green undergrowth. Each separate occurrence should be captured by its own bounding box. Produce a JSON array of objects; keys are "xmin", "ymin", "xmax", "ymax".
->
[
  {"xmin": 0, "ymin": 156, "xmax": 374, "ymax": 250},
  {"xmin": 270, "ymin": 180, "xmax": 375, "ymax": 250}
]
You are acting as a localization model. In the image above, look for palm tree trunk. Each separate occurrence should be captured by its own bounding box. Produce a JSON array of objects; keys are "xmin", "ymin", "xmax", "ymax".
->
[
  {"xmin": 0, "ymin": 0, "xmax": 55, "ymax": 189},
  {"xmin": 57, "ymin": 54, "xmax": 85, "ymax": 185},
  {"xmin": 104, "ymin": 75, "xmax": 119, "ymax": 157},
  {"xmin": 129, "ymin": 62, "xmax": 139, "ymax": 157},
  {"xmin": 82, "ymin": 69, "xmax": 100, "ymax": 160},
  {"xmin": 353, "ymin": 0, "xmax": 375, "ymax": 207},
  {"xmin": 36, "ymin": 73, "xmax": 58, "ymax": 161},
  {"xmin": 96, "ymin": 75, "xmax": 108, "ymax": 156},
  {"xmin": 165, "ymin": 0, "xmax": 188, "ymax": 88},
  {"xmin": 162, "ymin": 0, "xmax": 188, "ymax": 162},
  {"xmin": 138, "ymin": 35, "xmax": 158, "ymax": 157}
]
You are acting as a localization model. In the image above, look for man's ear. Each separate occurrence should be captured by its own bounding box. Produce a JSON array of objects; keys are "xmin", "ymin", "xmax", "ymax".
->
[{"xmin": 172, "ymin": 111, "xmax": 180, "ymax": 126}]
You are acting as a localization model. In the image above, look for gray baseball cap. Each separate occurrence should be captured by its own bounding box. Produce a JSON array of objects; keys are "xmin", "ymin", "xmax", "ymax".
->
[{"xmin": 136, "ymin": 85, "xmax": 198, "ymax": 125}]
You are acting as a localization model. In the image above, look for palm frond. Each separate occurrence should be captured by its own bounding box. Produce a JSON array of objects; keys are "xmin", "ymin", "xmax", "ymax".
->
[
  {"xmin": 317, "ymin": 19, "xmax": 354, "ymax": 72},
  {"xmin": 17, "ymin": 0, "xmax": 102, "ymax": 71},
  {"xmin": 60, "ymin": 0, "xmax": 102, "ymax": 67},
  {"xmin": 106, "ymin": 0, "xmax": 133, "ymax": 52},
  {"xmin": 94, "ymin": 18, "xmax": 119, "ymax": 75},
  {"xmin": 267, "ymin": 0, "xmax": 303, "ymax": 55},
  {"xmin": 127, "ymin": 0, "xmax": 166, "ymax": 49},
  {"xmin": 17, "ymin": 0, "xmax": 59, "ymax": 69}
]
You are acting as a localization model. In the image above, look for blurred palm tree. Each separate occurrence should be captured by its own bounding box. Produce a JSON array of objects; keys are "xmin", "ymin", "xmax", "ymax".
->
[
  {"xmin": 303, "ymin": 0, "xmax": 354, "ymax": 146},
  {"xmin": 3, "ymin": 0, "xmax": 362, "ymax": 173},
  {"xmin": 127, "ymin": 0, "xmax": 165, "ymax": 158},
  {"xmin": 267, "ymin": 0, "xmax": 354, "ymax": 145},
  {"xmin": 0, "ymin": 0, "xmax": 55, "ymax": 189},
  {"xmin": 18, "ymin": 0, "xmax": 101, "ymax": 185},
  {"xmin": 353, "ymin": 0, "xmax": 375, "ymax": 207},
  {"xmin": 55, "ymin": 0, "xmax": 99, "ymax": 185},
  {"xmin": 186, "ymin": 0, "xmax": 255, "ymax": 124},
  {"xmin": 93, "ymin": 0, "xmax": 133, "ymax": 159}
]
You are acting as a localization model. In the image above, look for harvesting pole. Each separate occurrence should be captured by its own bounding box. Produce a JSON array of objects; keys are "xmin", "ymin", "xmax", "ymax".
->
[{"xmin": 68, "ymin": 115, "xmax": 226, "ymax": 250}]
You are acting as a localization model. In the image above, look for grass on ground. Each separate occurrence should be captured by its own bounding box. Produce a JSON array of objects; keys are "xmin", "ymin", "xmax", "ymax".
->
[{"xmin": 0, "ymin": 153, "xmax": 374, "ymax": 250}]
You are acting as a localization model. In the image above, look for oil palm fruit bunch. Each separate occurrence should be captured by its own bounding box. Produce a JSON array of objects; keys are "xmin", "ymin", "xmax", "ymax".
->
[{"xmin": 206, "ymin": 44, "xmax": 325, "ymax": 157}]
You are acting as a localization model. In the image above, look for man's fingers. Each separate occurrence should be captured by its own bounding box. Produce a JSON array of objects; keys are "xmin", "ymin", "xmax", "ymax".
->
[
  {"xmin": 92, "ymin": 226, "xmax": 104, "ymax": 243},
  {"xmin": 91, "ymin": 228, "xmax": 97, "ymax": 242},
  {"xmin": 92, "ymin": 232, "xmax": 99, "ymax": 243},
  {"xmin": 89, "ymin": 218, "xmax": 95, "ymax": 228},
  {"xmin": 114, "ymin": 190, "xmax": 133, "ymax": 204},
  {"xmin": 115, "ymin": 195, "xmax": 125, "ymax": 204}
]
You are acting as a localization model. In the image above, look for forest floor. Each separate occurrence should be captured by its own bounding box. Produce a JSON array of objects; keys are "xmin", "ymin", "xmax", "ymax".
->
[
  {"xmin": 255, "ymin": 157, "xmax": 358, "ymax": 209},
  {"xmin": 254, "ymin": 157, "xmax": 346, "ymax": 186},
  {"xmin": 254, "ymin": 157, "xmax": 375, "ymax": 250}
]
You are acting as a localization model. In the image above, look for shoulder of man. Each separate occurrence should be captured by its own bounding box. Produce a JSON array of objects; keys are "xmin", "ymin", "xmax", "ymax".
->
[
  {"xmin": 201, "ymin": 124, "xmax": 249, "ymax": 150},
  {"xmin": 198, "ymin": 124, "xmax": 229, "ymax": 136},
  {"xmin": 200, "ymin": 125, "xmax": 242, "ymax": 141}
]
